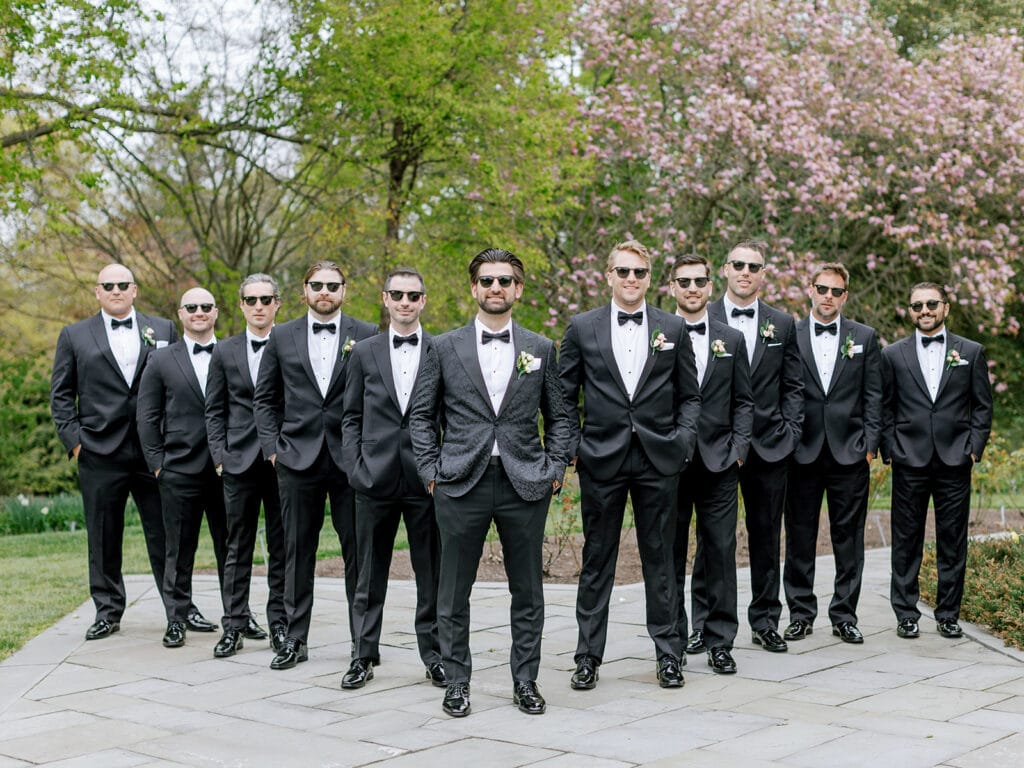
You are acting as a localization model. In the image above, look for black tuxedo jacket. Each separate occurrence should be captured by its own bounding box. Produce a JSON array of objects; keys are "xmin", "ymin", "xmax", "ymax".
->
[
  {"xmin": 708, "ymin": 299, "xmax": 803, "ymax": 462},
  {"xmin": 880, "ymin": 332, "xmax": 992, "ymax": 467},
  {"xmin": 409, "ymin": 321, "xmax": 577, "ymax": 502},
  {"xmin": 137, "ymin": 340, "xmax": 215, "ymax": 474},
  {"xmin": 341, "ymin": 330, "xmax": 436, "ymax": 498},
  {"xmin": 559, "ymin": 304, "xmax": 701, "ymax": 480},
  {"xmin": 51, "ymin": 311, "xmax": 178, "ymax": 457},
  {"xmin": 205, "ymin": 332, "xmax": 266, "ymax": 474},
  {"xmin": 692, "ymin": 320, "xmax": 754, "ymax": 473},
  {"xmin": 793, "ymin": 316, "xmax": 883, "ymax": 466},
  {"xmin": 253, "ymin": 313, "xmax": 378, "ymax": 472}
]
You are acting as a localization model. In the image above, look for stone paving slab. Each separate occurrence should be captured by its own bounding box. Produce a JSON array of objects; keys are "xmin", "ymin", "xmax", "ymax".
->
[{"xmin": 1, "ymin": 547, "xmax": 1023, "ymax": 766}]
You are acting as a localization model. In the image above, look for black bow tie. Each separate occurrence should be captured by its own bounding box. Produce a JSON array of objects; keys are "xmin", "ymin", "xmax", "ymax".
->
[
  {"xmin": 393, "ymin": 333, "xmax": 419, "ymax": 348},
  {"xmin": 312, "ymin": 322, "xmax": 336, "ymax": 335},
  {"xmin": 815, "ymin": 322, "xmax": 837, "ymax": 336},
  {"xmin": 110, "ymin": 317, "xmax": 133, "ymax": 330},
  {"xmin": 922, "ymin": 334, "xmax": 944, "ymax": 348},
  {"xmin": 250, "ymin": 339, "xmax": 268, "ymax": 352},
  {"xmin": 686, "ymin": 322, "xmax": 706, "ymax": 335},
  {"xmin": 731, "ymin": 307, "xmax": 755, "ymax": 319},
  {"xmin": 481, "ymin": 329, "xmax": 510, "ymax": 344},
  {"xmin": 617, "ymin": 311, "xmax": 643, "ymax": 326},
  {"xmin": 193, "ymin": 343, "xmax": 214, "ymax": 355}
]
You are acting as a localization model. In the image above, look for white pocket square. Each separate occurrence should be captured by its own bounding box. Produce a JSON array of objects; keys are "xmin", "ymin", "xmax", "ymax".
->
[
  {"xmin": 661, "ymin": 342, "xmax": 675, "ymax": 351},
  {"xmin": 955, "ymin": 359, "xmax": 970, "ymax": 366},
  {"xmin": 526, "ymin": 358, "xmax": 541, "ymax": 372},
  {"xmin": 852, "ymin": 344, "xmax": 864, "ymax": 354},
  {"xmin": 155, "ymin": 340, "xmax": 168, "ymax": 349},
  {"xmin": 767, "ymin": 342, "xmax": 782, "ymax": 347}
]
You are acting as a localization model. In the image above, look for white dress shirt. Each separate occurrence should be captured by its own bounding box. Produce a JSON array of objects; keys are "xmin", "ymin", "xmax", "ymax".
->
[
  {"xmin": 389, "ymin": 324, "xmax": 422, "ymax": 415},
  {"xmin": 610, "ymin": 300, "xmax": 648, "ymax": 400},
  {"xmin": 307, "ymin": 311, "xmax": 341, "ymax": 398},
  {"xmin": 916, "ymin": 327, "xmax": 946, "ymax": 402},
  {"xmin": 723, "ymin": 296, "xmax": 758, "ymax": 364},
  {"xmin": 101, "ymin": 309, "xmax": 141, "ymax": 385},
  {"xmin": 245, "ymin": 329, "xmax": 271, "ymax": 386},
  {"xmin": 809, "ymin": 315, "xmax": 841, "ymax": 393},
  {"xmin": 183, "ymin": 333, "xmax": 216, "ymax": 395},
  {"xmin": 678, "ymin": 309, "xmax": 709, "ymax": 386},
  {"xmin": 475, "ymin": 317, "xmax": 514, "ymax": 456}
]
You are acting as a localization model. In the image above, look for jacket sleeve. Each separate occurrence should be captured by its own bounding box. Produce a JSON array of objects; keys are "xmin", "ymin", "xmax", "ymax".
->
[
  {"xmin": 671, "ymin": 320, "xmax": 701, "ymax": 462},
  {"xmin": 204, "ymin": 346, "xmax": 228, "ymax": 467},
  {"xmin": 540, "ymin": 341, "xmax": 577, "ymax": 476},
  {"xmin": 557, "ymin": 317, "xmax": 584, "ymax": 458},
  {"xmin": 136, "ymin": 356, "xmax": 166, "ymax": 472},
  {"xmin": 779, "ymin": 317, "xmax": 805, "ymax": 444},
  {"xmin": 340, "ymin": 345, "xmax": 367, "ymax": 474},
  {"xmin": 861, "ymin": 328, "xmax": 884, "ymax": 456},
  {"xmin": 253, "ymin": 332, "xmax": 284, "ymax": 459},
  {"xmin": 409, "ymin": 341, "xmax": 442, "ymax": 490},
  {"xmin": 968, "ymin": 342, "xmax": 994, "ymax": 461},
  {"xmin": 50, "ymin": 326, "xmax": 81, "ymax": 456}
]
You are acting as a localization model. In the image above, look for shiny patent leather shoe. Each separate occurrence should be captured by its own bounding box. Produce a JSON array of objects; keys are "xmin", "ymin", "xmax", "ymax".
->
[
  {"xmin": 341, "ymin": 657, "xmax": 374, "ymax": 689},
  {"xmin": 656, "ymin": 656, "xmax": 684, "ymax": 688},
  {"xmin": 186, "ymin": 609, "xmax": 218, "ymax": 633},
  {"xmin": 425, "ymin": 661, "xmax": 447, "ymax": 687},
  {"xmin": 783, "ymin": 619, "xmax": 813, "ymax": 641},
  {"xmin": 570, "ymin": 655, "xmax": 599, "ymax": 690},
  {"xmin": 270, "ymin": 637, "xmax": 308, "ymax": 669},
  {"xmin": 162, "ymin": 621, "xmax": 186, "ymax": 648},
  {"xmin": 241, "ymin": 616, "xmax": 268, "ymax": 640},
  {"xmin": 269, "ymin": 622, "xmax": 287, "ymax": 652},
  {"xmin": 832, "ymin": 621, "xmax": 864, "ymax": 644},
  {"xmin": 707, "ymin": 646, "xmax": 737, "ymax": 674},
  {"xmin": 685, "ymin": 629, "xmax": 706, "ymax": 654},
  {"xmin": 442, "ymin": 682, "xmax": 471, "ymax": 717},
  {"xmin": 85, "ymin": 619, "xmax": 119, "ymax": 641},
  {"xmin": 937, "ymin": 619, "xmax": 963, "ymax": 638},
  {"xmin": 214, "ymin": 629, "xmax": 243, "ymax": 658},
  {"xmin": 896, "ymin": 618, "xmax": 920, "ymax": 639},
  {"xmin": 513, "ymin": 680, "xmax": 546, "ymax": 714},
  {"xmin": 752, "ymin": 627, "xmax": 788, "ymax": 652}
]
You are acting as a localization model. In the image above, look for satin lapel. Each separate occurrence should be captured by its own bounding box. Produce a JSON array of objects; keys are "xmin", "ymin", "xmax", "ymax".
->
[
  {"xmin": 593, "ymin": 306, "xmax": 628, "ymax": 397},
  {"xmin": 454, "ymin": 323, "xmax": 491, "ymax": 406},
  {"xmin": 749, "ymin": 301, "xmax": 769, "ymax": 373},
  {"xmin": 795, "ymin": 319, "xmax": 825, "ymax": 395},
  {"xmin": 326, "ymin": 315, "xmax": 357, "ymax": 395},
  {"xmin": 171, "ymin": 342, "xmax": 205, "ymax": 403},
  {"xmin": 292, "ymin": 319, "xmax": 318, "ymax": 392},
  {"xmin": 131, "ymin": 312, "xmax": 156, "ymax": 387},
  {"xmin": 371, "ymin": 335, "xmax": 402, "ymax": 414},
  {"xmin": 232, "ymin": 336, "xmax": 254, "ymax": 391},
  {"xmin": 700, "ymin": 335, "xmax": 715, "ymax": 390},
  {"xmin": 935, "ymin": 335, "xmax": 960, "ymax": 399},
  {"xmin": 828, "ymin": 317, "xmax": 853, "ymax": 394},
  {"xmin": 497, "ymin": 323, "xmax": 528, "ymax": 415},
  {"xmin": 899, "ymin": 337, "xmax": 931, "ymax": 400},
  {"xmin": 89, "ymin": 313, "xmax": 128, "ymax": 386},
  {"xmin": 635, "ymin": 315, "xmax": 660, "ymax": 395}
]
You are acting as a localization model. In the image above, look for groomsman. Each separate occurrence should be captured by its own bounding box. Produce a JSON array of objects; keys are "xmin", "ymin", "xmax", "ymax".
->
[
  {"xmin": 692, "ymin": 241, "xmax": 803, "ymax": 654},
  {"xmin": 560, "ymin": 239, "xmax": 700, "ymax": 691},
  {"xmin": 50, "ymin": 264, "xmax": 177, "ymax": 640},
  {"xmin": 782, "ymin": 263, "xmax": 882, "ymax": 644},
  {"xmin": 253, "ymin": 262, "xmax": 377, "ymax": 670},
  {"xmin": 670, "ymin": 254, "xmax": 753, "ymax": 675},
  {"xmin": 205, "ymin": 274, "xmax": 287, "ymax": 658},
  {"xmin": 137, "ymin": 288, "xmax": 230, "ymax": 648},
  {"xmin": 881, "ymin": 282, "xmax": 992, "ymax": 639},
  {"xmin": 410, "ymin": 248, "xmax": 575, "ymax": 718},
  {"xmin": 340, "ymin": 267, "xmax": 445, "ymax": 689}
]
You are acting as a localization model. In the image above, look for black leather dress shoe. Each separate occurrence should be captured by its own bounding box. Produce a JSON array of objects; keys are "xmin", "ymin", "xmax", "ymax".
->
[
  {"xmin": 937, "ymin": 619, "xmax": 963, "ymax": 638},
  {"xmin": 570, "ymin": 656, "xmax": 599, "ymax": 690},
  {"xmin": 162, "ymin": 621, "xmax": 186, "ymax": 648},
  {"xmin": 269, "ymin": 622, "xmax": 287, "ymax": 652},
  {"xmin": 513, "ymin": 680, "xmax": 546, "ymax": 714},
  {"xmin": 442, "ymin": 682, "xmax": 471, "ymax": 717},
  {"xmin": 214, "ymin": 629, "xmax": 243, "ymax": 658},
  {"xmin": 341, "ymin": 658, "xmax": 374, "ymax": 689},
  {"xmin": 656, "ymin": 656, "xmax": 684, "ymax": 688},
  {"xmin": 896, "ymin": 618, "xmax": 920, "ymax": 638},
  {"xmin": 425, "ymin": 661, "xmax": 447, "ymax": 687},
  {"xmin": 707, "ymin": 646, "xmax": 737, "ymax": 674},
  {"xmin": 270, "ymin": 637, "xmax": 308, "ymax": 669},
  {"xmin": 186, "ymin": 609, "xmax": 218, "ymax": 633},
  {"xmin": 241, "ymin": 616, "xmax": 268, "ymax": 640},
  {"xmin": 685, "ymin": 629, "xmax": 706, "ymax": 654},
  {"xmin": 832, "ymin": 622, "xmax": 864, "ymax": 644},
  {"xmin": 783, "ymin": 619, "xmax": 813, "ymax": 641},
  {"xmin": 752, "ymin": 627, "xmax": 788, "ymax": 652},
  {"xmin": 85, "ymin": 619, "xmax": 120, "ymax": 641}
]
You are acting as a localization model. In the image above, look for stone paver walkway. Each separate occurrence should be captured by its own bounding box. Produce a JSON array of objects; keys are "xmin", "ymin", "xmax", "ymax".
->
[{"xmin": 2, "ymin": 547, "xmax": 1023, "ymax": 767}]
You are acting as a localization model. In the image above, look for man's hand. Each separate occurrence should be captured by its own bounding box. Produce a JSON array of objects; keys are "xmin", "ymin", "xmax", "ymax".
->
[
  {"xmin": 154, "ymin": 468, "xmax": 161, "ymax": 478},
  {"xmin": 428, "ymin": 480, "xmax": 435, "ymax": 496},
  {"xmin": 866, "ymin": 451, "xmax": 875, "ymax": 462},
  {"xmin": 216, "ymin": 464, "xmax": 223, "ymax": 477},
  {"xmin": 552, "ymin": 478, "xmax": 561, "ymax": 492},
  {"xmin": 72, "ymin": 444, "xmax": 81, "ymax": 459},
  {"xmin": 269, "ymin": 453, "xmax": 276, "ymax": 466}
]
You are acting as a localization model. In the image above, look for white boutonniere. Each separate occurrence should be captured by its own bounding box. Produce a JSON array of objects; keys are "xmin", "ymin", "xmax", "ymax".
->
[
  {"xmin": 341, "ymin": 336, "xmax": 355, "ymax": 358},
  {"xmin": 711, "ymin": 339, "xmax": 729, "ymax": 358},
  {"xmin": 516, "ymin": 350, "xmax": 541, "ymax": 378},
  {"xmin": 759, "ymin": 320, "xmax": 776, "ymax": 343},
  {"xmin": 141, "ymin": 326, "xmax": 156, "ymax": 346},
  {"xmin": 946, "ymin": 349, "xmax": 969, "ymax": 368},
  {"xmin": 840, "ymin": 333, "xmax": 857, "ymax": 359},
  {"xmin": 650, "ymin": 328, "xmax": 675, "ymax": 352}
]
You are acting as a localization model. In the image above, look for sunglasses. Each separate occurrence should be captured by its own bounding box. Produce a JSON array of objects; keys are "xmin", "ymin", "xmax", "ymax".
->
[
  {"xmin": 612, "ymin": 267, "xmax": 650, "ymax": 279},
  {"xmin": 813, "ymin": 284, "xmax": 847, "ymax": 298},
  {"xmin": 476, "ymin": 275, "xmax": 517, "ymax": 288},
  {"xmin": 909, "ymin": 299, "xmax": 944, "ymax": 312},
  {"xmin": 386, "ymin": 290, "xmax": 425, "ymax": 302},
  {"xmin": 181, "ymin": 303, "xmax": 215, "ymax": 314},
  {"xmin": 729, "ymin": 260, "xmax": 763, "ymax": 273},
  {"xmin": 242, "ymin": 295, "xmax": 277, "ymax": 306},
  {"xmin": 97, "ymin": 282, "xmax": 133, "ymax": 292},
  {"xmin": 306, "ymin": 281, "xmax": 344, "ymax": 293},
  {"xmin": 673, "ymin": 276, "xmax": 709, "ymax": 289}
]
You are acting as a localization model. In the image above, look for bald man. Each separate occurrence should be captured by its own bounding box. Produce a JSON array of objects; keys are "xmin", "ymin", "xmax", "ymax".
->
[
  {"xmin": 51, "ymin": 265, "xmax": 180, "ymax": 641},
  {"xmin": 138, "ymin": 288, "xmax": 231, "ymax": 648}
]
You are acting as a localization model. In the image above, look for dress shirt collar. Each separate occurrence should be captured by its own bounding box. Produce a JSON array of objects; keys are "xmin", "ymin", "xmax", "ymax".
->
[
  {"xmin": 389, "ymin": 323, "xmax": 422, "ymax": 343},
  {"xmin": 723, "ymin": 295, "xmax": 757, "ymax": 319},
  {"xmin": 101, "ymin": 308, "xmax": 138, "ymax": 328},
  {"xmin": 915, "ymin": 327, "xmax": 946, "ymax": 348},
  {"xmin": 474, "ymin": 316, "xmax": 512, "ymax": 342}
]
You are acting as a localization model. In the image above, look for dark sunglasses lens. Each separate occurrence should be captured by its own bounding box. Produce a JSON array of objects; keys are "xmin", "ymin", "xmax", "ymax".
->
[
  {"xmin": 388, "ymin": 290, "xmax": 424, "ymax": 301},
  {"xmin": 732, "ymin": 261, "xmax": 763, "ymax": 273},
  {"xmin": 676, "ymin": 277, "xmax": 708, "ymax": 288},
  {"xmin": 307, "ymin": 281, "xmax": 342, "ymax": 292},
  {"xmin": 183, "ymin": 304, "xmax": 196, "ymax": 313},
  {"xmin": 100, "ymin": 282, "xmax": 131, "ymax": 291},
  {"xmin": 243, "ymin": 295, "xmax": 276, "ymax": 306},
  {"xmin": 615, "ymin": 267, "xmax": 649, "ymax": 279},
  {"xmin": 910, "ymin": 300, "xmax": 941, "ymax": 312},
  {"xmin": 927, "ymin": 300, "xmax": 940, "ymax": 309},
  {"xmin": 479, "ymin": 276, "xmax": 514, "ymax": 287}
]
